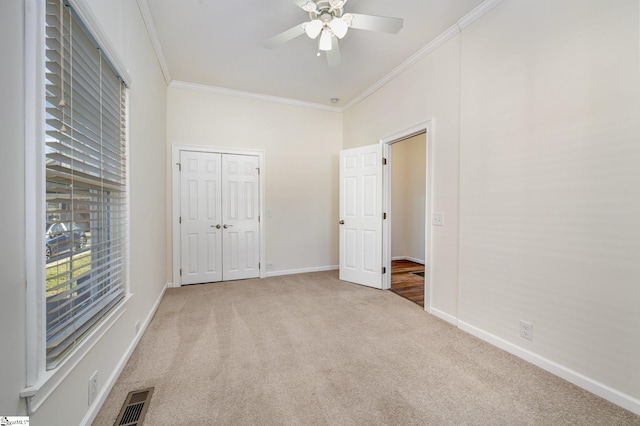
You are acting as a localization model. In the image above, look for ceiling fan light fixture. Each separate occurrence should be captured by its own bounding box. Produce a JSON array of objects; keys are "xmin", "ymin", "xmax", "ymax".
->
[
  {"xmin": 342, "ymin": 13, "xmax": 353, "ymax": 27},
  {"xmin": 329, "ymin": 0, "xmax": 346, "ymax": 10},
  {"xmin": 319, "ymin": 28, "xmax": 332, "ymax": 51},
  {"xmin": 302, "ymin": 1, "xmax": 317, "ymax": 12},
  {"xmin": 328, "ymin": 16, "xmax": 348, "ymax": 38},
  {"xmin": 305, "ymin": 19, "xmax": 323, "ymax": 39},
  {"xmin": 266, "ymin": 0, "xmax": 402, "ymax": 67}
]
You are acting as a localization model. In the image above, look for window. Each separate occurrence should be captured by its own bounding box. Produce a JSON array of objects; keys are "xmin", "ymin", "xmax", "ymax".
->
[{"xmin": 44, "ymin": 0, "xmax": 128, "ymax": 369}]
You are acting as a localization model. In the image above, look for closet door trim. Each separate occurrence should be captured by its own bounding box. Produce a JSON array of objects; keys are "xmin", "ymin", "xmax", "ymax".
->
[{"xmin": 171, "ymin": 144, "xmax": 266, "ymax": 287}]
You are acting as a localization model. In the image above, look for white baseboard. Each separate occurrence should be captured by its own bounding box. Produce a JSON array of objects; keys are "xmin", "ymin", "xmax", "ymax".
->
[
  {"xmin": 458, "ymin": 321, "xmax": 640, "ymax": 416},
  {"xmin": 80, "ymin": 285, "xmax": 167, "ymax": 426},
  {"xmin": 266, "ymin": 265, "xmax": 338, "ymax": 277},
  {"xmin": 391, "ymin": 256, "xmax": 425, "ymax": 265},
  {"xmin": 168, "ymin": 267, "xmax": 339, "ymax": 284},
  {"xmin": 427, "ymin": 307, "xmax": 458, "ymax": 326}
]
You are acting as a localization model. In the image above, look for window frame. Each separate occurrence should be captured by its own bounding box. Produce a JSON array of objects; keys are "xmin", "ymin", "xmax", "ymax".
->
[{"xmin": 22, "ymin": 0, "xmax": 132, "ymax": 414}]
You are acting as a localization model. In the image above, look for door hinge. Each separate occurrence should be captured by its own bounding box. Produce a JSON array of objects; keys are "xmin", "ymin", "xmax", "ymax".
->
[
  {"xmin": 258, "ymin": 215, "xmax": 261, "ymax": 223},
  {"xmin": 382, "ymin": 157, "xmax": 387, "ymax": 165},
  {"xmin": 180, "ymin": 268, "xmax": 182, "ymax": 276},
  {"xmin": 383, "ymin": 212, "xmax": 387, "ymax": 220},
  {"xmin": 179, "ymin": 216, "xmax": 182, "ymax": 224},
  {"xmin": 176, "ymin": 162, "xmax": 181, "ymax": 172},
  {"xmin": 382, "ymin": 266, "xmax": 387, "ymax": 274},
  {"xmin": 256, "ymin": 167, "xmax": 260, "ymax": 175}
]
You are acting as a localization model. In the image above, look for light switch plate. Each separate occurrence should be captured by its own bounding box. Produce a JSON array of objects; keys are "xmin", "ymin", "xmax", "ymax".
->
[{"xmin": 432, "ymin": 212, "xmax": 444, "ymax": 226}]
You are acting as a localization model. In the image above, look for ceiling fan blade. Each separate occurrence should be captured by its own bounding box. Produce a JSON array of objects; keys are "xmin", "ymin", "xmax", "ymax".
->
[
  {"xmin": 326, "ymin": 36, "xmax": 341, "ymax": 67},
  {"xmin": 293, "ymin": 0, "xmax": 317, "ymax": 13},
  {"xmin": 347, "ymin": 13, "xmax": 403, "ymax": 34},
  {"xmin": 263, "ymin": 24, "xmax": 306, "ymax": 49}
]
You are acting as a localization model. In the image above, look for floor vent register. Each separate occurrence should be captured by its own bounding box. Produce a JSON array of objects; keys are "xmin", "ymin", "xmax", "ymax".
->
[{"xmin": 114, "ymin": 387, "xmax": 154, "ymax": 426}]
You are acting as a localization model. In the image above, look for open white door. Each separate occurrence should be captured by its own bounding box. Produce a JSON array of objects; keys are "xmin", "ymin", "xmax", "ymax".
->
[
  {"xmin": 222, "ymin": 154, "xmax": 260, "ymax": 281},
  {"xmin": 180, "ymin": 151, "xmax": 223, "ymax": 285},
  {"xmin": 339, "ymin": 144, "xmax": 383, "ymax": 289}
]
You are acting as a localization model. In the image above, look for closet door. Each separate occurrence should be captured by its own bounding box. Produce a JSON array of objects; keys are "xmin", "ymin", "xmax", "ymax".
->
[
  {"xmin": 180, "ymin": 151, "xmax": 223, "ymax": 284},
  {"xmin": 222, "ymin": 154, "xmax": 260, "ymax": 281}
]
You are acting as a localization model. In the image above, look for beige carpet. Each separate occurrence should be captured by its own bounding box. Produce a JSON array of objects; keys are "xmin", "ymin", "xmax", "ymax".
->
[{"xmin": 94, "ymin": 271, "xmax": 640, "ymax": 425}]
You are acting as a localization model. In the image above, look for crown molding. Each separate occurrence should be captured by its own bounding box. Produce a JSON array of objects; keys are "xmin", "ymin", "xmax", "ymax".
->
[
  {"xmin": 142, "ymin": 0, "xmax": 504, "ymax": 111},
  {"xmin": 458, "ymin": 0, "xmax": 505, "ymax": 30},
  {"xmin": 169, "ymin": 81, "xmax": 343, "ymax": 113},
  {"xmin": 136, "ymin": 0, "xmax": 171, "ymax": 85},
  {"xmin": 342, "ymin": 24, "xmax": 460, "ymax": 111},
  {"xmin": 343, "ymin": 0, "xmax": 504, "ymax": 111}
]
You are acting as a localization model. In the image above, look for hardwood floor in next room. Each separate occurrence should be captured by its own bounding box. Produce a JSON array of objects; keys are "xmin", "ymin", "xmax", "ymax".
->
[{"xmin": 390, "ymin": 259, "xmax": 425, "ymax": 307}]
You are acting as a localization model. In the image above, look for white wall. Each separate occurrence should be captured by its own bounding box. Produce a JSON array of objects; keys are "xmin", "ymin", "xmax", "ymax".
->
[
  {"xmin": 344, "ymin": 34, "xmax": 461, "ymax": 320},
  {"xmin": 0, "ymin": 1, "xmax": 168, "ymax": 424},
  {"xmin": 344, "ymin": 0, "xmax": 640, "ymax": 413},
  {"xmin": 391, "ymin": 143, "xmax": 408, "ymax": 259},
  {"xmin": 391, "ymin": 134, "xmax": 426, "ymax": 263},
  {"xmin": 458, "ymin": 0, "xmax": 640, "ymax": 406},
  {"xmin": 0, "ymin": 0, "xmax": 28, "ymax": 417},
  {"xmin": 167, "ymin": 86, "xmax": 343, "ymax": 278}
]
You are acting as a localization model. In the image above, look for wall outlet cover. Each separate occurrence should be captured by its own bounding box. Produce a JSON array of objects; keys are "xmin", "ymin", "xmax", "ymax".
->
[
  {"xmin": 432, "ymin": 212, "xmax": 444, "ymax": 226},
  {"xmin": 520, "ymin": 320, "xmax": 533, "ymax": 341}
]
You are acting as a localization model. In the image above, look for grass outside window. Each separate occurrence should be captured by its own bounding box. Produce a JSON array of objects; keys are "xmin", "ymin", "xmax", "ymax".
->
[{"xmin": 46, "ymin": 251, "xmax": 92, "ymax": 297}]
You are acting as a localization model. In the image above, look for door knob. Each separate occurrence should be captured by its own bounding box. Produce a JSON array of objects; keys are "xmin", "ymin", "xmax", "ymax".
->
[
  {"xmin": 211, "ymin": 224, "xmax": 221, "ymax": 229},
  {"xmin": 339, "ymin": 220, "xmax": 345, "ymax": 225},
  {"xmin": 223, "ymin": 224, "xmax": 233, "ymax": 229}
]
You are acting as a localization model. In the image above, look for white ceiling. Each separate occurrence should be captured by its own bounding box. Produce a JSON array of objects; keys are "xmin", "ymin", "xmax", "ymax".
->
[{"xmin": 140, "ymin": 0, "xmax": 486, "ymax": 108}]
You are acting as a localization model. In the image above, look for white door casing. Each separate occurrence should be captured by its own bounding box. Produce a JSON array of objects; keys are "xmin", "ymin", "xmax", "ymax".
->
[
  {"xmin": 380, "ymin": 120, "xmax": 433, "ymax": 309},
  {"xmin": 339, "ymin": 144, "xmax": 383, "ymax": 289},
  {"xmin": 222, "ymin": 154, "xmax": 260, "ymax": 281},
  {"xmin": 180, "ymin": 151, "xmax": 223, "ymax": 285}
]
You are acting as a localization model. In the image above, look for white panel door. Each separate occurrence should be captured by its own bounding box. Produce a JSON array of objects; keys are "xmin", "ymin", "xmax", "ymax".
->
[
  {"xmin": 222, "ymin": 154, "xmax": 260, "ymax": 281},
  {"xmin": 339, "ymin": 144, "xmax": 383, "ymax": 289},
  {"xmin": 180, "ymin": 151, "xmax": 223, "ymax": 285}
]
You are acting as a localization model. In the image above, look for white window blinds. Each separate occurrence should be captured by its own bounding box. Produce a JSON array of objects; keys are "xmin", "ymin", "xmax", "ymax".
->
[{"xmin": 45, "ymin": 0, "xmax": 127, "ymax": 369}]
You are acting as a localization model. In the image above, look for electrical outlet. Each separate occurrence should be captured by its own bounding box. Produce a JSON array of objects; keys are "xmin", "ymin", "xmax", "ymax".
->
[
  {"xmin": 266, "ymin": 263, "xmax": 274, "ymax": 270},
  {"xmin": 88, "ymin": 371, "xmax": 98, "ymax": 405},
  {"xmin": 520, "ymin": 320, "xmax": 533, "ymax": 341}
]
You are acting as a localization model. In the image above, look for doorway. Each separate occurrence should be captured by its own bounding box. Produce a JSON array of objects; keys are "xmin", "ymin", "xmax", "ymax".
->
[
  {"xmin": 389, "ymin": 133, "xmax": 426, "ymax": 306},
  {"xmin": 171, "ymin": 145, "xmax": 266, "ymax": 287},
  {"xmin": 381, "ymin": 121, "xmax": 433, "ymax": 310}
]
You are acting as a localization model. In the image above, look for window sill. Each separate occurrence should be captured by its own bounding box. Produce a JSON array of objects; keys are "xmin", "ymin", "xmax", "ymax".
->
[{"xmin": 20, "ymin": 293, "xmax": 132, "ymax": 414}]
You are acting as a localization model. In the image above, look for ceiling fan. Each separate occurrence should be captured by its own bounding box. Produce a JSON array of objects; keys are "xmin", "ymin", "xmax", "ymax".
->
[{"xmin": 264, "ymin": 0, "xmax": 403, "ymax": 67}]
